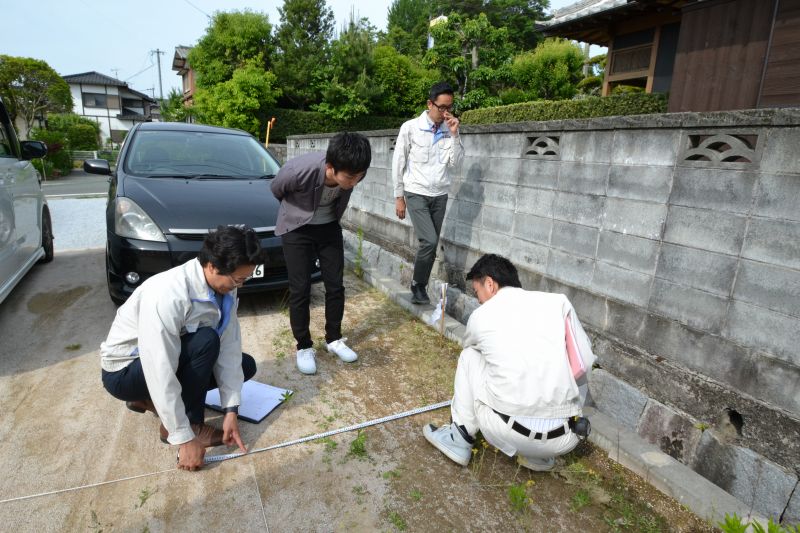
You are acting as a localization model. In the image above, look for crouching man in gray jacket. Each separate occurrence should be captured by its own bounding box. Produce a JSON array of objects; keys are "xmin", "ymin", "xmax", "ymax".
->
[{"xmin": 100, "ymin": 225, "xmax": 264, "ymax": 470}]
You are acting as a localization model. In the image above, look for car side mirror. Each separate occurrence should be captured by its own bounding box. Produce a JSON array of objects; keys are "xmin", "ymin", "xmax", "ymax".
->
[
  {"xmin": 84, "ymin": 158, "xmax": 111, "ymax": 175},
  {"xmin": 20, "ymin": 140, "xmax": 47, "ymax": 160}
]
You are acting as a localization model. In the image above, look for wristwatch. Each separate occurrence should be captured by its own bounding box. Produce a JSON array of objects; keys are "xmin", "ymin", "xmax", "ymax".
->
[{"xmin": 223, "ymin": 405, "xmax": 239, "ymax": 415}]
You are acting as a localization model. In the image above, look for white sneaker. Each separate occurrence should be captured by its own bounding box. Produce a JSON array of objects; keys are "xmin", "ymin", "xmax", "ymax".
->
[
  {"xmin": 296, "ymin": 347, "xmax": 317, "ymax": 375},
  {"xmin": 325, "ymin": 338, "xmax": 358, "ymax": 363},
  {"xmin": 518, "ymin": 455, "xmax": 555, "ymax": 472},
  {"xmin": 423, "ymin": 422, "xmax": 472, "ymax": 466}
]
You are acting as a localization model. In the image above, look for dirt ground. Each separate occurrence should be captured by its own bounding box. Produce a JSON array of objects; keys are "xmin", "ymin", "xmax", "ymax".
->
[{"xmin": 0, "ymin": 249, "xmax": 717, "ymax": 532}]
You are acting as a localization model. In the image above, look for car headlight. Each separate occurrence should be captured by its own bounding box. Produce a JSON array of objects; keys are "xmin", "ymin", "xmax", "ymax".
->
[{"xmin": 114, "ymin": 197, "xmax": 166, "ymax": 242}]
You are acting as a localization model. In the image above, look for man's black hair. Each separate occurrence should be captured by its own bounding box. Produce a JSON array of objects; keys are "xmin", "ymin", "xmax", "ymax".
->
[
  {"xmin": 326, "ymin": 131, "xmax": 372, "ymax": 174},
  {"xmin": 465, "ymin": 254, "xmax": 522, "ymax": 289},
  {"xmin": 198, "ymin": 225, "xmax": 265, "ymax": 275},
  {"xmin": 429, "ymin": 81, "xmax": 455, "ymax": 103}
]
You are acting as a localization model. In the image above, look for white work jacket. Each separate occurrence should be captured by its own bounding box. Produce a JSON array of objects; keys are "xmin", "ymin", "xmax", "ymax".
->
[
  {"xmin": 392, "ymin": 111, "xmax": 464, "ymax": 198},
  {"xmin": 100, "ymin": 259, "xmax": 244, "ymax": 445}
]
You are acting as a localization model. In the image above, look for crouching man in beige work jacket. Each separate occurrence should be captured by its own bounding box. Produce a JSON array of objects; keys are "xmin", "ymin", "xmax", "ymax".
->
[
  {"xmin": 424, "ymin": 253, "xmax": 596, "ymax": 471},
  {"xmin": 100, "ymin": 225, "xmax": 265, "ymax": 470}
]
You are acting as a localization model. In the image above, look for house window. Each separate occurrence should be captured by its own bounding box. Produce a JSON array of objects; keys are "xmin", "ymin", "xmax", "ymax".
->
[
  {"xmin": 83, "ymin": 92, "xmax": 107, "ymax": 108},
  {"xmin": 83, "ymin": 93, "xmax": 120, "ymax": 109}
]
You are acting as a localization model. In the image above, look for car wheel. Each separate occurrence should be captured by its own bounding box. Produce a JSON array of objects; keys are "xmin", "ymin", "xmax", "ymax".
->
[
  {"xmin": 39, "ymin": 207, "xmax": 54, "ymax": 263},
  {"xmin": 105, "ymin": 252, "xmax": 126, "ymax": 306}
]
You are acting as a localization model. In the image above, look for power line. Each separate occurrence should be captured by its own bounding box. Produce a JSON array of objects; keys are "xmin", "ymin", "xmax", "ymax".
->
[
  {"xmin": 181, "ymin": 0, "xmax": 211, "ymax": 18},
  {"xmin": 125, "ymin": 63, "xmax": 154, "ymax": 82}
]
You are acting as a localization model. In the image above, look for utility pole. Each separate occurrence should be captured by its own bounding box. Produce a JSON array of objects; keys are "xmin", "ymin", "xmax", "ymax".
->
[
  {"xmin": 111, "ymin": 68, "xmax": 120, "ymax": 80},
  {"xmin": 150, "ymin": 49, "xmax": 165, "ymax": 101}
]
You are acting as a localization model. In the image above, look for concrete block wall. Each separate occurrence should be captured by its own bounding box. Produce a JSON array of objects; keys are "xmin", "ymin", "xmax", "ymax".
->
[{"xmin": 287, "ymin": 108, "xmax": 800, "ymax": 522}]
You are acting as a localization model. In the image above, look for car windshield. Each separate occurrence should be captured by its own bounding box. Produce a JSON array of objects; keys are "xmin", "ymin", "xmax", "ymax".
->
[{"xmin": 124, "ymin": 129, "xmax": 280, "ymax": 178}]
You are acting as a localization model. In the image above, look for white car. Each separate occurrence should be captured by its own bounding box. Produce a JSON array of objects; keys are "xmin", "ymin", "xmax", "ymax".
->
[{"xmin": 0, "ymin": 97, "xmax": 53, "ymax": 305}]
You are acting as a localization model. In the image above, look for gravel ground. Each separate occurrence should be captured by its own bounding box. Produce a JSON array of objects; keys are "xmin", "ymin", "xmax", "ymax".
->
[{"xmin": 48, "ymin": 197, "xmax": 106, "ymax": 252}]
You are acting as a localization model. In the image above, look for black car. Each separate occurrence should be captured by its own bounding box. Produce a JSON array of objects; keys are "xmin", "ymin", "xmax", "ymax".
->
[{"xmin": 84, "ymin": 121, "xmax": 317, "ymax": 305}]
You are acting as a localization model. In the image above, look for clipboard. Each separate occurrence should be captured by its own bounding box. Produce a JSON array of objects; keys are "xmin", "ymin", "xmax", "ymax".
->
[{"xmin": 205, "ymin": 380, "xmax": 292, "ymax": 424}]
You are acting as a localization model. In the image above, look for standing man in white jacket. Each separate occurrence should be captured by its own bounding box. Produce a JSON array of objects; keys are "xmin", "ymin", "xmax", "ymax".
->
[
  {"xmin": 392, "ymin": 81, "xmax": 464, "ymax": 305},
  {"xmin": 424, "ymin": 254, "xmax": 596, "ymax": 471},
  {"xmin": 100, "ymin": 226, "xmax": 264, "ymax": 471}
]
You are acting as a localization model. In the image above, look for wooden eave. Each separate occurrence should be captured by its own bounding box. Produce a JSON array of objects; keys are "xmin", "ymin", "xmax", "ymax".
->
[{"xmin": 539, "ymin": 0, "xmax": 692, "ymax": 45}]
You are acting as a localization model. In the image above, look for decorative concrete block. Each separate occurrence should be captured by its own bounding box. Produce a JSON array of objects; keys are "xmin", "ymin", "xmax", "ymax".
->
[
  {"xmin": 592, "ymin": 261, "xmax": 652, "ymax": 307},
  {"xmin": 611, "ymin": 129, "xmax": 681, "ymax": 166},
  {"xmin": 513, "ymin": 212, "xmax": 552, "ymax": 245},
  {"xmin": 517, "ymin": 186, "xmax": 555, "ymax": 217},
  {"xmin": 733, "ymin": 260, "xmax": 800, "ymax": 319},
  {"xmin": 742, "ymin": 218, "xmax": 800, "ymax": 271},
  {"xmin": 588, "ymin": 369, "xmax": 648, "ymax": 431},
  {"xmin": 597, "ymin": 231, "xmax": 659, "ymax": 274},
  {"xmin": 663, "ymin": 206, "xmax": 746, "ymax": 256},
  {"xmin": 559, "ymin": 131, "xmax": 615, "ymax": 163},
  {"xmin": 602, "ymin": 198, "xmax": 667, "ymax": 239},
  {"xmin": 518, "ymin": 159, "xmax": 560, "ymax": 190},
  {"xmin": 691, "ymin": 431, "xmax": 798, "ymax": 521},
  {"xmin": 755, "ymin": 173, "xmax": 800, "ymax": 222},
  {"xmin": 481, "ymin": 205, "xmax": 514, "ymax": 234},
  {"xmin": 649, "ymin": 278, "xmax": 728, "ymax": 334},
  {"xmin": 551, "ymin": 220, "xmax": 598, "ymax": 257},
  {"xmin": 546, "ymin": 249, "xmax": 595, "ymax": 287},
  {"xmin": 760, "ymin": 127, "xmax": 800, "ymax": 175},
  {"xmin": 724, "ymin": 300, "xmax": 800, "ymax": 366},
  {"xmin": 607, "ymin": 165, "xmax": 674, "ymax": 203},
  {"xmin": 553, "ymin": 191, "xmax": 605, "ymax": 227},
  {"xmin": 669, "ymin": 167, "xmax": 757, "ymax": 214},
  {"xmin": 637, "ymin": 399, "xmax": 704, "ymax": 464},
  {"xmin": 558, "ymin": 162, "xmax": 610, "ymax": 195},
  {"xmin": 656, "ymin": 244, "xmax": 738, "ymax": 296}
]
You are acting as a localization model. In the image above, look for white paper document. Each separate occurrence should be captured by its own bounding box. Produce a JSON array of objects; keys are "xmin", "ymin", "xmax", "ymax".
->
[{"xmin": 205, "ymin": 380, "xmax": 292, "ymax": 424}]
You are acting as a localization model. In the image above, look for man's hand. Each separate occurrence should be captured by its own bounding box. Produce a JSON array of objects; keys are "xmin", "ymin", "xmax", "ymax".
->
[
  {"xmin": 395, "ymin": 197, "xmax": 406, "ymax": 220},
  {"xmin": 443, "ymin": 111, "xmax": 460, "ymax": 136},
  {"xmin": 223, "ymin": 411, "xmax": 247, "ymax": 453},
  {"xmin": 177, "ymin": 439, "xmax": 206, "ymax": 471}
]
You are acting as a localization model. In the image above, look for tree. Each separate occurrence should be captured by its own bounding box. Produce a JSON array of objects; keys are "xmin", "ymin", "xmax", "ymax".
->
[
  {"xmin": 371, "ymin": 45, "xmax": 438, "ymax": 116},
  {"xmin": 193, "ymin": 61, "xmax": 281, "ymax": 138},
  {"xmin": 313, "ymin": 16, "xmax": 381, "ymax": 120},
  {"xmin": 188, "ymin": 10, "xmax": 274, "ymax": 89},
  {"xmin": 47, "ymin": 113, "xmax": 101, "ymax": 150},
  {"xmin": 511, "ymin": 39, "xmax": 585, "ymax": 100},
  {"xmin": 273, "ymin": 0, "xmax": 335, "ymax": 109},
  {"xmin": 432, "ymin": 0, "xmax": 548, "ymax": 50},
  {"xmin": 386, "ymin": 0, "xmax": 431, "ymax": 57},
  {"xmin": 0, "ymin": 55, "xmax": 72, "ymax": 138},
  {"xmin": 159, "ymin": 88, "xmax": 194, "ymax": 123},
  {"xmin": 424, "ymin": 13, "xmax": 512, "ymax": 98}
]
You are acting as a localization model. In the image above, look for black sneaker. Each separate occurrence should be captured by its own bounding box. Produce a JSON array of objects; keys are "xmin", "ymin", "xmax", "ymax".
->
[{"xmin": 411, "ymin": 283, "xmax": 430, "ymax": 304}]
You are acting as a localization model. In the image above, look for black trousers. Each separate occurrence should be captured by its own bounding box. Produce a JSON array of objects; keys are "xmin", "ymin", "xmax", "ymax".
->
[
  {"xmin": 102, "ymin": 327, "xmax": 257, "ymax": 424},
  {"xmin": 281, "ymin": 221, "xmax": 345, "ymax": 350}
]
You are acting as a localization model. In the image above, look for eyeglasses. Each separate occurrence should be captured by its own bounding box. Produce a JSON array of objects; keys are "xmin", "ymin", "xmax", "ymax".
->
[
  {"xmin": 227, "ymin": 274, "xmax": 253, "ymax": 287},
  {"xmin": 432, "ymin": 103, "xmax": 454, "ymax": 113}
]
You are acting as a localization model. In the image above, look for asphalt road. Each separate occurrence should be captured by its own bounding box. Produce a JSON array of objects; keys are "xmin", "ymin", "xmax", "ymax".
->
[
  {"xmin": 42, "ymin": 169, "xmax": 109, "ymax": 198},
  {"xmin": 48, "ymin": 197, "xmax": 106, "ymax": 252}
]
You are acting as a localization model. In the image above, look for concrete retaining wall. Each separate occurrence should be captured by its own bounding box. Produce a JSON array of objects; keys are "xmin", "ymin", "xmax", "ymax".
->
[{"xmin": 287, "ymin": 108, "xmax": 800, "ymax": 523}]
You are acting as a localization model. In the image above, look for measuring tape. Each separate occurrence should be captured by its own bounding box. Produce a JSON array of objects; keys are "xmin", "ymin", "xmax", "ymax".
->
[
  {"xmin": 203, "ymin": 399, "xmax": 452, "ymax": 463},
  {"xmin": 0, "ymin": 400, "xmax": 451, "ymax": 505}
]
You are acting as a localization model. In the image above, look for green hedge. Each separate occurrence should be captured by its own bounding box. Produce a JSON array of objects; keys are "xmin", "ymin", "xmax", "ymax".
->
[
  {"xmin": 267, "ymin": 108, "xmax": 406, "ymax": 143},
  {"xmin": 460, "ymin": 93, "xmax": 668, "ymax": 125}
]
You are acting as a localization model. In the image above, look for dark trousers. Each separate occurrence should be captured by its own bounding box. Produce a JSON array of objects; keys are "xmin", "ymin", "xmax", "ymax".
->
[
  {"xmin": 406, "ymin": 192, "xmax": 448, "ymax": 286},
  {"xmin": 281, "ymin": 221, "xmax": 345, "ymax": 350},
  {"xmin": 102, "ymin": 328, "xmax": 257, "ymax": 424}
]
